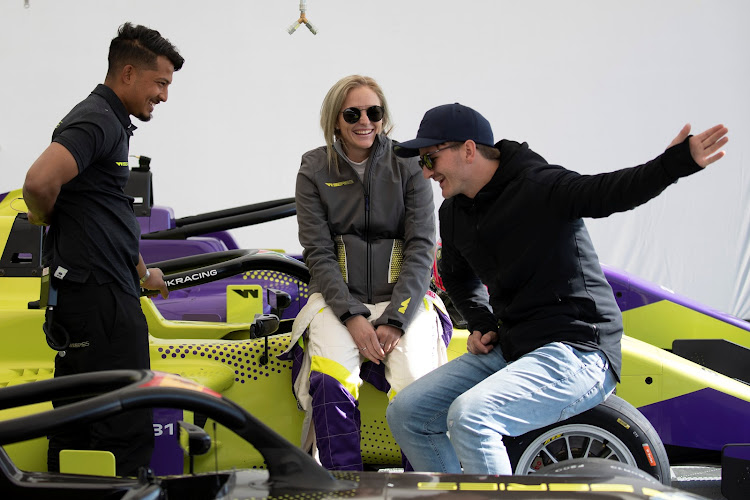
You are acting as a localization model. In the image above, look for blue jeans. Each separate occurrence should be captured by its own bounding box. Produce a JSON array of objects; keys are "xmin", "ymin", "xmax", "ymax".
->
[{"xmin": 386, "ymin": 341, "xmax": 617, "ymax": 474}]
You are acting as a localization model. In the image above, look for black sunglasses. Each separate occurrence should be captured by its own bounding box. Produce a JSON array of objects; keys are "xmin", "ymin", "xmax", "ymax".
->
[{"xmin": 341, "ymin": 105, "xmax": 384, "ymax": 124}]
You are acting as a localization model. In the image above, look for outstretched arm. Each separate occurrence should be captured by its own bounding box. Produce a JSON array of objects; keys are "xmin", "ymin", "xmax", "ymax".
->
[
  {"xmin": 668, "ymin": 123, "xmax": 729, "ymax": 168},
  {"xmin": 551, "ymin": 123, "xmax": 729, "ymax": 219}
]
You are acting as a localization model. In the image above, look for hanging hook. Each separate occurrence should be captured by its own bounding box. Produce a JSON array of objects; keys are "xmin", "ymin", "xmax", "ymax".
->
[{"xmin": 287, "ymin": 0, "xmax": 318, "ymax": 35}]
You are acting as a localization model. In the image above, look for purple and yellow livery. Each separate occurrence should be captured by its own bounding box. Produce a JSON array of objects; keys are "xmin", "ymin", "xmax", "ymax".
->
[{"xmin": 2, "ymin": 176, "xmax": 750, "ymax": 483}]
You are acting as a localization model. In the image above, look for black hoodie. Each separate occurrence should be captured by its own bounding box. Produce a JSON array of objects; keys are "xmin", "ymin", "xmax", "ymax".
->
[{"xmin": 439, "ymin": 138, "xmax": 701, "ymax": 379}]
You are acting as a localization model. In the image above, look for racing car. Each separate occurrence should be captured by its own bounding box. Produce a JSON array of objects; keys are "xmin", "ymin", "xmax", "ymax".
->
[
  {"xmin": 130, "ymin": 163, "xmax": 750, "ymax": 470},
  {"xmin": 2, "ymin": 167, "xmax": 749, "ymax": 492},
  {"xmin": 0, "ymin": 369, "xmax": 706, "ymax": 500},
  {"xmin": 0, "ymin": 198, "xmax": 671, "ymax": 485}
]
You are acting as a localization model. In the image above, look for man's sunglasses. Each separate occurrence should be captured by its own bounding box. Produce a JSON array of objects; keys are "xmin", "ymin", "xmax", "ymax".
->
[
  {"xmin": 418, "ymin": 143, "xmax": 461, "ymax": 170},
  {"xmin": 341, "ymin": 105, "xmax": 385, "ymax": 124}
]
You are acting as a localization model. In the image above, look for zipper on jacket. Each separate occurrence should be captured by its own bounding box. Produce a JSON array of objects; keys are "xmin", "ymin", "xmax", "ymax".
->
[
  {"xmin": 364, "ymin": 151, "xmax": 374, "ymax": 304},
  {"xmin": 365, "ymin": 192, "xmax": 372, "ymax": 303},
  {"xmin": 351, "ymin": 138, "xmax": 380, "ymax": 304}
]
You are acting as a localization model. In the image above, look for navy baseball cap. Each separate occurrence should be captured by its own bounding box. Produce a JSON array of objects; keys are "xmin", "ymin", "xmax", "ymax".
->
[{"xmin": 394, "ymin": 103, "xmax": 494, "ymax": 158}]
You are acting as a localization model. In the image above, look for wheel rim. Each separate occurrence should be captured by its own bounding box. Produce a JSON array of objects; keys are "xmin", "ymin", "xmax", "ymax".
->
[{"xmin": 515, "ymin": 423, "xmax": 638, "ymax": 475}]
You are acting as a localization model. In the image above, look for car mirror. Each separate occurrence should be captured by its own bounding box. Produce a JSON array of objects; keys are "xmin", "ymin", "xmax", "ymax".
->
[{"xmin": 178, "ymin": 419, "xmax": 211, "ymax": 457}]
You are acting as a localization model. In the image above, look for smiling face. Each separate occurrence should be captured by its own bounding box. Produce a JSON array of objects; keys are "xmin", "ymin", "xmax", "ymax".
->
[
  {"xmin": 123, "ymin": 55, "xmax": 175, "ymax": 122},
  {"xmin": 337, "ymin": 86, "xmax": 383, "ymax": 163},
  {"xmin": 419, "ymin": 143, "xmax": 465, "ymax": 199}
]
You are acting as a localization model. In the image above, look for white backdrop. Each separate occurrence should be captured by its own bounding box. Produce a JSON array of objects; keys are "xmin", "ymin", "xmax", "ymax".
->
[{"xmin": 1, "ymin": 0, "xmax": 748, "ymax": 319}]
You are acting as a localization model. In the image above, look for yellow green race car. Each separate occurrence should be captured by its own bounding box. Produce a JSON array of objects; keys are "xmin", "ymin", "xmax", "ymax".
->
[
  {"xmin": 0, "ymin": 369, "xmax": 705, "ymax": 500},
  {"xmin": 3, "ymin": 168, "xmax": 749, "ymax": 495}
]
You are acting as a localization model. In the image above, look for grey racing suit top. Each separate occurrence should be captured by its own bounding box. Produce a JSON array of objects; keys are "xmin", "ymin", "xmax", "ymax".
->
[{"xmin": 295, "ymin": 133, "xmax": 436, "ymax": 331}]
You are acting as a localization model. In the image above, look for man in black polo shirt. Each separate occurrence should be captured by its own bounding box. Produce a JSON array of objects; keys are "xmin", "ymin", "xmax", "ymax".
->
[{"xmin": 23, "ymin": 22, "xmax": 183, "ymax": 477}]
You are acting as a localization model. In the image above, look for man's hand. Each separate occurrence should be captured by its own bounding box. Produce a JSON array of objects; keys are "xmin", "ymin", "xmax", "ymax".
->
[
  {"xmin": 668, "ymin": 123, "xmax": 729, "ymax": 168},
  {"xmin": 141, "ymin": 267, "xmax": 169, "ymax": 299},
  {"xmin": 467, "ymin": 330, "xmax": 498, "ymax": 355},
  {"xmin": 375, "ymin": 324, "xmax": 402, "ymax": 355},
  {"xmin": 345, "ymin": 315, "xmax": 384, "ymax": 364}
]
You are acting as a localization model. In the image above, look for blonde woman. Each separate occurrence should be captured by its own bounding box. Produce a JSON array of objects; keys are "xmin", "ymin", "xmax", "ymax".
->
[{"xmin": 283, "ymin": 75, "xmax": 450, "ymax": 471}]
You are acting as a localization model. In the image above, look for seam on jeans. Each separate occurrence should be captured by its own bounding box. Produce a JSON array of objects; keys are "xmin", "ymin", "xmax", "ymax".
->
[
  {"xmin": 559, "ymin": 380, "xmax": 604, "ymax": 421},
  {"xmin": 423, "ymin": 407, "xmax": 449, "ymax": 436},
  {"xmin": 427, "ymin": 434, "xmax": 449, "ymax": 472},
  {"xmin": 424, "ymin": 408, "xmax": 451, "ymax": 472},
  {"xmin": 549, "ymin": 352, "xmax": 607, "ymax": 421},
  {"xmin": 529, "ymin": 346, "xmax": 606, "ymax": 394},
  {"xmin": 502, "ymin": 349, "xmax": 605, "ymax": 412},
  {"xmin": 559, "ymin": 342, "xmax": 606, "ymax": 371}
]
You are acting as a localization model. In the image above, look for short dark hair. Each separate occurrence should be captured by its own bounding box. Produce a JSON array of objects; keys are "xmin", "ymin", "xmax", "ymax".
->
[
  {"xmin": 107, "ymin": 22, "xmax": 184, "ymax": 77},
  {"xmin": 476, "ymin": 143, "xmax": 501, "ymax": 160}
]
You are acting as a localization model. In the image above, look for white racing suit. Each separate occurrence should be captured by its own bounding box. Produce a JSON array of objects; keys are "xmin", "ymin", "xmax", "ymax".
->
[
  {"xmin": 279, "ymin": 291, "xmax": 452, "ymax": 470},
  {"xmin": 286, "ymin": 134, "xmax": 449, "ymax": 470}
]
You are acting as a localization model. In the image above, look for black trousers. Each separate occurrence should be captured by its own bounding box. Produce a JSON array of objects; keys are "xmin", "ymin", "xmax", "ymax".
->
[{"xmin": 46, "ymin": 279, "xmax": 154, "ymax": 477}]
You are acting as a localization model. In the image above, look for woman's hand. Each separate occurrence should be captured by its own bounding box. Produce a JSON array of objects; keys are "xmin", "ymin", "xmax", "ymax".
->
[
  {"xmin": 375, "ymin": 324, "xmax": 402, "ymax": 355},
  {"xmin": 345, "ymin": 315, "xmax": 385, "ymax": 364}
]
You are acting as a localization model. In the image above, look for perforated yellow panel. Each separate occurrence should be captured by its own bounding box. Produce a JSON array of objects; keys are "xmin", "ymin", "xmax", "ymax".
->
[
  {"xmin": 388, "ymin": 239, "xmax": 404, "ymax": 284},
  {"xmin": 334, "ymin": 235, "xmax": 348, "ymax": 283}
]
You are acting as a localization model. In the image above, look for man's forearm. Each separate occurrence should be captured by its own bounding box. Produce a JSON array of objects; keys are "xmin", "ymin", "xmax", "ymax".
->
[
  {"xmin": 22, "ymin": 142, "xmax": 80, "ymax": 225},
  {"xmin": 22, "ymin": 184, "xmax": 58, "ymax": 224}
]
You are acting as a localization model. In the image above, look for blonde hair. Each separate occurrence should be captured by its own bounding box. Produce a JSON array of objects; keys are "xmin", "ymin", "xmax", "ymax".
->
[{"xmin": 320, "ymin": 75, "xmax": 393, "ymax": 171}]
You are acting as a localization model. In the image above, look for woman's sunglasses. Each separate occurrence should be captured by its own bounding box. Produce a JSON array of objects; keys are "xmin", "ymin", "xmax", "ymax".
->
[{"xmin": 341, "ymin": 105, "xmax": 384, "ymax": 124}]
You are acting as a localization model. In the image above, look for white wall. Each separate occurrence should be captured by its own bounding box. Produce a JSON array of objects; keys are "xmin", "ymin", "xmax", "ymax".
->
[{"xmin": 1, "ymin": 0, "xmax": 749, "ymax": 319}]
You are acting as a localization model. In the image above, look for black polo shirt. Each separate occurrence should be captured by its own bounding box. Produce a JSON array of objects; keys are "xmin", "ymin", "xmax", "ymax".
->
[{"xmin": 44, "ymin": 84, "xmax": 142, "ymax": 297}]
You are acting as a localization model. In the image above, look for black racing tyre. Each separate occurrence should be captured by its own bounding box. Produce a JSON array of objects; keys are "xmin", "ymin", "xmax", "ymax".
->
[
  {"xmin": 506, "ymin": 395, "xmax": 671, "ymax": 485},
  {"xmin": 537, "ymin": 457, "xmax": 661, "ymax": 484}
]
